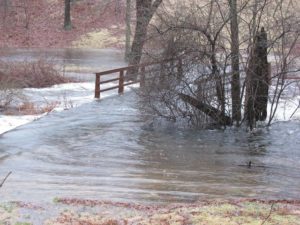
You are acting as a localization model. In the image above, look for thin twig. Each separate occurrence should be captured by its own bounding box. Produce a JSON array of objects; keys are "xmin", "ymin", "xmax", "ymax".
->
[
  {"xmin": 290, "ymin": 100, "xmax": 300, "ymax": 119},
  {"xmin": 261, "ymin": 202, "xmax": 275, "ymax": 225},
  {"xmin": 0, "ymin": 171, "xmax": 12, "ymax": 188}
]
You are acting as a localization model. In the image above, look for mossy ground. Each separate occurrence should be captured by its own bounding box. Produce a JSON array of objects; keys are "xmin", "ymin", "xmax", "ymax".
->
[{"xmin": 1, "ymin": 199, "xmax": 300, "ymax": 225}]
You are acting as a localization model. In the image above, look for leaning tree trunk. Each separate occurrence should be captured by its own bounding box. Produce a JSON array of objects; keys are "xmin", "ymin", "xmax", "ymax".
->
[
  {"xmin": 64, "ymin": 0, "xmax": 72, "ymax": 30},
  {"xmin": 179, "ymin": 94, "xmax": 232, "ymax": 126},
  {"xmin": 245, "ymin": 27, "xmax": 269, "ymax": 130}
]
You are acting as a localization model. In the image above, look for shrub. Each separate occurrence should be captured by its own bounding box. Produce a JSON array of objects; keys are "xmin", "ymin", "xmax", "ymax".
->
[
  {"xmin": 4, "ymin": 101, "xmax": 59, "ymax": 115},
  {"xmin": 0, "ymin": 59, "xmax": 74, "ymax": 89},
  {"xmin": 0, "ymin": 72, "xmax": 23, "ymax": 110},
  {"xmin": 0, "ymin": 59, "xmax": 75, "ymax": 111}
]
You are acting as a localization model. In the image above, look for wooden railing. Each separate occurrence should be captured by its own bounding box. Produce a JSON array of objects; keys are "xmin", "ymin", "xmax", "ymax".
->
[
  {"xmin": 94, "ymin": 59, "xmax": 182, "ymax": 99},
  {"xmin": 94, "ymin": 60, "xmax": 299, "ymax": 99}
]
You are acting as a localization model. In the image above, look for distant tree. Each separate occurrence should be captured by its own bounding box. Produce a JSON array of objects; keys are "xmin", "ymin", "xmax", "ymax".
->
[
  {"xmin": 64, "ymin": 0, "xmax": 72, "ymax": 30},
  {"xmin": 0, "ymin": 0, "xmax": 10, "ymax": 25},
  {"xmin": 0, "ymin": 0, "xmax": 9, "ymax": 12},
  {"xmin": 125, "ymin": 0, "xmax": 132, "ymax": 61}
]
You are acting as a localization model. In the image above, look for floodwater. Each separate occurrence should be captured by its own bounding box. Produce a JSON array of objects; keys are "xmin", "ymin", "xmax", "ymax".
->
[
  {"xmin": 0, "ymin": 48, "xmax": 126, "ymax": 82},
  {"xmin": 1, "ymin": 48, "xmax": 300, "ymax": 204},
  {"xmin": 0, "ymin": 92, "xmax": 300, "ymax": 204},
  {"xmin": 0, "ymin": 48, "xmax": 125, "ymax": 70}
]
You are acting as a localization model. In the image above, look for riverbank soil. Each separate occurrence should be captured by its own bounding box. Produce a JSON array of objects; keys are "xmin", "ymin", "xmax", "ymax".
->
[
  {"xmin": 0, "ymin": 0, "xmax": 125, "ymax": 48},
  {"xmin": 1, "ymin": 199, "xmax": 300, "ymax": 225}
]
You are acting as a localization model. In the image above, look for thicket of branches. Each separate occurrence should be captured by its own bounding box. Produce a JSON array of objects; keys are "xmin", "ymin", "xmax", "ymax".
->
[{"xmin": 133, "ymin": 0, "xmax": 300, "ymax": 129}]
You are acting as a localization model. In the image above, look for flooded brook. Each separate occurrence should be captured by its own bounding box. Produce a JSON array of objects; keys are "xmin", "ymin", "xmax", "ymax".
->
[
  {"xmin": 1, "ymin": 92, "xmax": 300, "ymax": 204},
  {"xmin": 0, "ymin": 48, "xmax": 125, "ymax": 70},
  {"xmin": 0, "ymin": 48, "xmax": 126, "ymax": 82}
]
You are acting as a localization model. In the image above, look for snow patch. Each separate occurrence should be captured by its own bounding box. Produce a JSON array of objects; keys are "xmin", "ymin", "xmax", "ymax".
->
[
  {"xmin": 0, "ymin": 114, "xmax": 45, "ymax": 135},
  {"xmin": 0, "ymin": 81, "xmax": 139, "ymax": 135}
]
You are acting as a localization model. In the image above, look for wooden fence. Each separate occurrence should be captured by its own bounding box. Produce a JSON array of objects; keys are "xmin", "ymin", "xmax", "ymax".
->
[
  {"xmin": 94, "ymin": 59, "xmax": 299, "ymax": 99},
  {"xmin": 94, "ymin": 59, "xmax": 182, "ymax": 99}
]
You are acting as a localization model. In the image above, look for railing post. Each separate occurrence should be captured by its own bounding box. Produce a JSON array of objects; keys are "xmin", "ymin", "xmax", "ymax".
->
[
  {"xmin": 118, "ymin": 70, "xmax": 124, "ymax": 94},
  {"xmin": 140, "ymin": 66, "xmax": 145, "ymax": 88},
  {"xmin": 95, "ymin": 74, "xmax": 100, "ymax": 99}
]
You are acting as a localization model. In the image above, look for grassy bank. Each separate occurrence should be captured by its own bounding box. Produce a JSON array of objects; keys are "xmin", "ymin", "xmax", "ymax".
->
[{"xmin": 1, "ymin": 199, "xmax": 300, "ymax": 225}]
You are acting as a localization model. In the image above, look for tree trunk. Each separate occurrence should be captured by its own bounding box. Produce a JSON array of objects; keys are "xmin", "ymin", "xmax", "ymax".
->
[
  {"xmin": 245, "ymin": 27, "xmax": 269, "ymax": 129},
  {"xmin": 64, "ymin": 0, "xmax": 72, "ymax": 30},
  {"xmin": 229, "ymin": 0, "xmax": 241, "ymax": 124},
  {"xmin": 129, "ymin": 13, "xmax": 149, "ymax": 66},
  {"xmin": 211, "ymin": 44, "xmax": 225, "ymax": 118},
  {"xmin": 129, "ymin": 0, "xmax": 152, "ymax": 69},
  {"xmin": 125, "ymin": 0, "xmax": 132, "ymax": 61},
  {"xmin": 127, "ymin": 0, "xmax": 162, "ymax": 78}
]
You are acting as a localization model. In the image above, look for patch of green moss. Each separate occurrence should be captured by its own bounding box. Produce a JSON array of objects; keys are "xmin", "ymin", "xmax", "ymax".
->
[{"xmin": 53, "ymin": 197, "xmax": 60, "ymax": 204}]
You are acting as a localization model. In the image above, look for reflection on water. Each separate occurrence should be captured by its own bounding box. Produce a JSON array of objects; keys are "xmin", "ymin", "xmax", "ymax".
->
[{"xmin": 0, "ymin": 92, "xmax": 300, "ymax": 204}]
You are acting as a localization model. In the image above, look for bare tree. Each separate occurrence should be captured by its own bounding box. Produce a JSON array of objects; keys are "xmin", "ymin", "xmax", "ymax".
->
[
  {"xmin": 137, "ymin": 0, "xmax": 299, "ymax": 129},
  {"xmin": 245, "ymin": 27, "xmax": 269, "ymax": 129},
  {"xmin": 140, "ymin": 1, "xmax": 235, "ymax": 127},
  {"xmin": 265, "ymin": 0, "xmax": 300, "ymax": 125}
]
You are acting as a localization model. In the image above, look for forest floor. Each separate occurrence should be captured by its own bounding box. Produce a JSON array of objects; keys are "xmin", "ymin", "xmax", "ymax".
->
[
  {"xmin": 1, "ymin": 199, "xmax": 300, "ymax": 225},
  {"xmin": 0, "ymin": 0, "xmax": 125, "ymax": 49}
]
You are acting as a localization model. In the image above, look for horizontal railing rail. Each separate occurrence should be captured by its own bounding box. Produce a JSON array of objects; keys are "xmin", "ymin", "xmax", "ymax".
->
[{"xmin": 94, "ymin": 58, "xmax": 183, "ymax": 99}]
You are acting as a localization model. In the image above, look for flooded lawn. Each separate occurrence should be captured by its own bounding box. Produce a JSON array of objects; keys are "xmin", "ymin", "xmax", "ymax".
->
[
  {"xmin": 0, "ymin": 48, "xmax": 125, "ymax": 71},
  {"xmin": 1, "ymin": 48, "xmax": 300, "ymax": 224},
  {"xmin": 0, "ymin": 92, "xmax": 300, "ymax": 204}
]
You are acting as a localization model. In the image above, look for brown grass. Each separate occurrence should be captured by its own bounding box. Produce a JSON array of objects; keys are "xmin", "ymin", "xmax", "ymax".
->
[
  {"xmin": 2, "ymin": 199, "xmax": 300, "ymax": 225},
  {"xmin": 4, "ymin": 101, "xmax": 58, "ymax": 115}
]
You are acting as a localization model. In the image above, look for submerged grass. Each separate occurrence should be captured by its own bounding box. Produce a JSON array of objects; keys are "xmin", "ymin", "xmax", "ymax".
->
[{"xmin": 1, "ymin": 199, "xmax": 300, "ymax": 225}]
